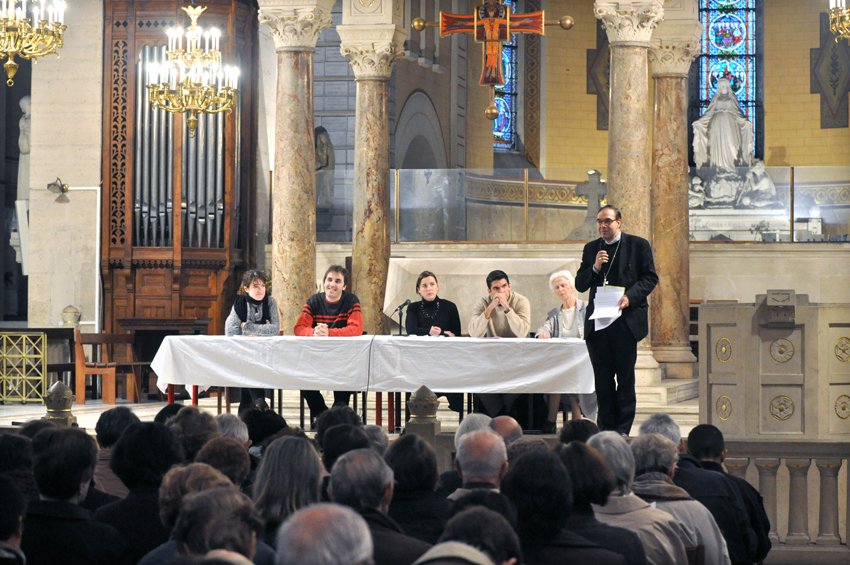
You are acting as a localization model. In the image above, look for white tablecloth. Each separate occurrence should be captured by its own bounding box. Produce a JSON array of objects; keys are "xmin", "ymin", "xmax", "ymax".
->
[{"xmin": 152, "ymin": 335, "xmax": 594, "ymax": 394}]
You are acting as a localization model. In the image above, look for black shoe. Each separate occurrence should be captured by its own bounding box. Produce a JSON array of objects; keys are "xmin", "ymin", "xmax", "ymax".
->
[{"xmin": 541, "ymin": 420, "xmax": 557, "ymax": 434}]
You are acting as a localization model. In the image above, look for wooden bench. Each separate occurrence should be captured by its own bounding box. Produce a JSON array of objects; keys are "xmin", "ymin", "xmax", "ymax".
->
[{"xmin": 74, "ymin": 328, "xmax": 149, "ymax": 405}]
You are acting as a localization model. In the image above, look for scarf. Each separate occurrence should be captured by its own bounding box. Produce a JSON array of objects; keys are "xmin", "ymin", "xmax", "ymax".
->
[{"xmin": 233, "ymin": 294, "xmax": 271, "ymax": 324}]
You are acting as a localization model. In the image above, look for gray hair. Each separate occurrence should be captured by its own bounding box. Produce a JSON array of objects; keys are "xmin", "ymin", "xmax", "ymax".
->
[
  {"xmin": 455, "ymin": 429, "xmax": 507, "ymax": 484},
  {"xmin": 276, "ymin": 503, "xmax": 373, "ymax": 565},
  {"xmin": 548, "ymin": 270, "xmax": 575, "ymax": 291},
  {"xmin": 215, "ymin": 414, "xmax": 249, "ymax": 444},
  {"xmin": 253, "ymin": 436, "xmax": 322, "ymax": 525},
  {"xmin": 363, "ymin": 424, "xmax": 389, "ymax": 456},
  {"xmin": 630, "ymin": 433, "xmax": 678, "ymax": 476},
  {"xmin": 454, "ymin": 413, "xmax": 492, "ymax": 450},
  {"xmin": 330, "ymin": 448, "xmax": 394, "ymax": 511},
  {"xmin": 638, "ymin": 413, "xmax": 681, "ymax": 445},
  {"xmin": 587, "ymin": 431, "xmax": 635, "ymax": 495}
]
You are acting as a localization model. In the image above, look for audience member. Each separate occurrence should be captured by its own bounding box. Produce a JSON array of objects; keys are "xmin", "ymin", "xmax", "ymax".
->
[
  {"xmin": 154, "ymin": 402, "xmax": 184, "ymax": 424},
  {"xmin": 467, "ymin": 270, "xmax": 531, "ymax": 416},
  {"xmin": 555, "ymin": 442, "xmax": 647, "ymax": 565},
  {"xmin": 166, "ymin": 406, "xmax": 220, "ymax": 462},
  {"xmin": 424, "ymin": 507, "xmax": 522, "ymax": 565},
  {"xmin": 196, "ymin": 436, "xmax": 251, "ymax": 489},
  {"xmin": 252, "ymin": 436, "xmax": 322, "ymax": 547},
  {"xmin": 216, "ymin": 413, "xmax": 251, "ymax": 446},
  {"xmin": 448, "ymin": 430, "xmax": 507, "ymax": 501},
  {"xmin": 241, "ymin": 408, "xmax": 288, "ymax": 448},
  {"xmin": 330, "ymin": 449, "xmax": 431, "ymax": 565},
  {"xmin": 364, "ymin": 424, "xmax": 389, "ymax": 455},
  {"xmin": 587, "ymin": 431, "xmax": 690, "ymax": 565},
  {"xmin": 315, "ymin": 405, "xmax": 363, "ymax": 449},
  {"xmin": 687, "ymin": 424, "xmax": 771, "ymax": 564},
  {"xmin": 505, "ymin": 437, "xmax": 548, "ymax": 465},
  {"xmin": 412, "ymin": 541, "xmax": 496, "ymax": 565},
  {"xmin": 488, "ymin": 415, "xmax": 522, "ymax": 445},
  {"xmin": 559, "ymin": 418, "xmax": 600, "ymax": 444},
  {"xmin": 322, "ymin": 424, "xmax": 371, "ymax": 473},
  {"xmin": 450, "ymin": 490, "xmax": 518, "ymax": 530},
  {"xmin": 22, "ymin": 427, "xmax": 127, "ymax": 565},
  {"xmin": 16, "ymin": 419, "xmax": 53, "ymax": 440},
  {"xmin": 501, "ymin": 451, "xmax": 624, "ymax": 564},
  {"xmin": 639, "ymin": 414, "xmax": 757, "ymax": 564},
  {"xmin": 630, "ymin": 434, "xmax": 729, "ymax": 565},
  {"xmin": 0, "ymin": 435, "xmax": 36, "ymax": 501},
  {"xmin": 276, "ymin": 503, "xmax": 373, "ymax": 565},
  {"xmin": 0, "ymin": 476, "xmax": 26, "ymax": 565},
  {"xmin": 93, "ymin": 406, "xmax": 140, "ymax": 497},
  {"xmin": 385, "ymin": 434, "xmax": 452, "ymax": 544},
  {"xmin": 437, "ymin": 414, "xmax": 493, "ymax": 496}
]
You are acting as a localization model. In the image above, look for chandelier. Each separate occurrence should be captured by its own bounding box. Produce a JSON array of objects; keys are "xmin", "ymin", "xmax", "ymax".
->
[
  {"xmin": 830, "ymin": 0, "xmax": 850, "ymax": 40},
  {"xmin": 0, "ymin": 0, "xmax": 67, "ymax": 86},
  {"xmin": 146, "ymin": 4, "xmax": 238, "ymax": 136}
]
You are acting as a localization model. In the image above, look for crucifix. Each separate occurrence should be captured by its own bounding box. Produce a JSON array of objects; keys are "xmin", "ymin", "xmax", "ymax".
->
[{"xmin": 413, "ymin": 0, "xmax": 574, "ymax": 119}]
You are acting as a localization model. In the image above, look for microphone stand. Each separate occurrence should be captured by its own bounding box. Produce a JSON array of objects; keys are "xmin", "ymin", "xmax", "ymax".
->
[{"xmin": 396, "ymin": 307, "xmax": 405, "ymax": 336}]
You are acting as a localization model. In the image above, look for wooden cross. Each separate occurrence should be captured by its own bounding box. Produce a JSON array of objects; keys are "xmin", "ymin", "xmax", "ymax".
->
[{"xmin": 439, "ymin": 0, "xmax": 544, "ymax": 87}]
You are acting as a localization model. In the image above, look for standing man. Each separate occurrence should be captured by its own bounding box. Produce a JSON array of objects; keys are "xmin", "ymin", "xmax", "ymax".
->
[
  {"xmin": 468, "ymin": 270, "xmax": 531, "ymax": 416},
  {"xmin": 294, "ymin": 265, "xmax": 363, "ymax": 424},
  {"xmin": 575, "ymin": 205, "xmax": 658, "ymax": 435}
]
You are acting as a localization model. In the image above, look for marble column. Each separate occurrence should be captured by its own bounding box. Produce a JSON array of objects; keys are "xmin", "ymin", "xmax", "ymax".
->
[
  {"xmin": 595, "ymin": 0, "xmax": 663, "ymax": 380},
  {"xmin": 258, "ymin": 0, "xmax": 335, "ymax": 334},
  {"xmin": 648, "ymin": 10, "xmax": 701, "ymax": 378},
  {"xmin": 338, "ymin": 24, "xmax": 406, "ymax": 335}
]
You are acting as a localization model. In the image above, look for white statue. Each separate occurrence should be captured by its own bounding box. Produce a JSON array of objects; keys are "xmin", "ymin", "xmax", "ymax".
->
[
  {"xmin": 738, "ymin": 159, "xmax": 780, "ymax": 208},
  {"xmin": 692, "ymin": 79, "xmax": 753, "ymax": 171},
  {"xmin": 17, "ymin": 96, "xmax": 31, "ymax": 201}
]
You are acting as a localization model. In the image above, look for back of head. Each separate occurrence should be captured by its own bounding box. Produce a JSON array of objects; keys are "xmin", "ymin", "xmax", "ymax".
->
[
  {"xmin": 240, "ymin": 409, "xmax": 288, "ymax": 446},
  {"xmin": 165, "ymin": 406, "xmax": 219, "ymax": 462},
  {"xmin": 17, "ymin": 419, "xmax": 54, "ymax": 439},
  {"xmin": 559, "ymin": 419, "xmax": 600, "ymax": 444},
  {"xmin": 501, "ymin": 450, "xmax": 571, "ymax": 543},
  {"xmin": 0, "ymin": 475, "xmax": 25, "ymax": 542},
  {"xmin": 455, "ymin": 429, "xmax": 507, "ymax": 485},
  {"xmin": 687, "ymin": 424, "xmax": 725, "ymax": 460},
  {"xmin": 316, "ymin": 406, "xmax": 362, "ymax": 449},
  {"xmin": 630, "ymin": 433, "xmax": 678, "ymax": 477},
  {"xmin": 32, "ymin": 427, "xmax": 97, "ymax": 501},
  {"xmin": 363, "ymin": 424, "xmax": 389, "ymax": 456},
  {"xmin": 587, "ymin": 431, "xmax": 635, "ymax": 495},
  {"xmin": 489, "ymin": 416, "xmax": 522, "ymax": 446},
  {"xmin": 321, "ymin": 424, "xmax": 370, "ymax": 471},
  {"xmin": 159, "ymin": 462, "xmax": 233, "ymax": 529},
  {"xmin": 506, "ymin": 437, "xmax": 548, "ymax": 465},
  {"xmin": 554, "ymin": 441, "xmax": 615, "ymax": 507},
  {"xmin": 173, "ymin": 486, "xmax": 263, "ymax": 559},
  {"xmin": 0, "ymin": 434, "xmax": 32, "ymax": 473},
  {"xmin": 384, "ymin": 433, "xmax": 438, "ymax": 492},
  {"xmin": 277, "ymin": 503, "xmax": 373, "ymax": 565},
  {"xmin": 638, "ymin": 413, "xmax": 681, "ymax": 445},
  {"xmin": 215, "ymin": 413, "xmax": 250, "ymax": 444},
  {"xmin": 95, "ymin": 406, "xmax": 141, "ymax": 448},
  {"xmin": 329, "ymin": 448, "xmax": 393, "ymax": 511},
  {"xmin": 253, "ymin": 436, "xmax": 321, "ymax": 523},
  {"xmin": 439, "ymin": 507, "xmax": 521, "ymax": 565},
  {"xmin": 454, "ymin": 414, "xmax": 492, "ymax": 450},
  {"xmin": 450, "ymin": 490, "xmax": 518, "ymax": 530},
  {"xmin": 195, "ymin": 435, "xmax": 251, "ymax": 487},
  {"xmin": 154, "ymin": 402, "xmax": 184, "ymax": 424},
  {"xmin": 112, "ymin": 421, "xmax": 184, "ymax": 489},
  {"xmin": 413, "ymin": 541, "xmax": 497, "ymax": 565}
]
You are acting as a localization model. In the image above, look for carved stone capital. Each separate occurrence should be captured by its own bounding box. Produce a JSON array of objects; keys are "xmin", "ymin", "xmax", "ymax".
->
[
  {"xmin": 594, "ymin": 0, "xmax": 664, "ymax": 46},
  {"xmin": 337, "ymin": 25, "xmax": 407, "ymax": 79},
  {"xmin": 649, "ymin": 37, "xmax": 701, "ymax": 77},
  {"xmin": 650, "ymin": 4, "xmax": 701, "ymax": 77},
  {"xmin": 258, "ymin": 0, "xmax": 335, "ymax": 51}
]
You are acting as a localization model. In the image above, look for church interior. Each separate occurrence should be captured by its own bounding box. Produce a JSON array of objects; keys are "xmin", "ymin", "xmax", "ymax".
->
[{"xmin": 0, "ymin": 0, "xmax": 849, "ymax": 562}]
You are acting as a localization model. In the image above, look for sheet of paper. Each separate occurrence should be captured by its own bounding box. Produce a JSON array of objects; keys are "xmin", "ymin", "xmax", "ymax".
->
[{"xmin": 591, "ymin": 285, "xmax": 624, "ymax": 331}]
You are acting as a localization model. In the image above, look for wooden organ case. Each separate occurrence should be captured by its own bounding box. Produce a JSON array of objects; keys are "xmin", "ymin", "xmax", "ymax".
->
[{"xmin": 102, "ymin": 0, "xmax": 258, "ymax": 336}]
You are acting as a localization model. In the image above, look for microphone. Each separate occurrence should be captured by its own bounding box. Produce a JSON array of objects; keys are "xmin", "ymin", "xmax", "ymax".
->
[{"xmin": 395, "ymin": 299, "xmax": 411, "ymax": 311}]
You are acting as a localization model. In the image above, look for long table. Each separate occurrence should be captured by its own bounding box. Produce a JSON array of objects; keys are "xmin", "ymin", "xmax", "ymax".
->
[{"xmin": 151, "ymin": 335, "xmax": 594, "ymax": 395}]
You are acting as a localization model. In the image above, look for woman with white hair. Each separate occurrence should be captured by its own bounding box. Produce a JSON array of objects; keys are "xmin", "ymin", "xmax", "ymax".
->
[{"xmin": 535, "ymin": 270, "xmax": 595, "ymax": 433}]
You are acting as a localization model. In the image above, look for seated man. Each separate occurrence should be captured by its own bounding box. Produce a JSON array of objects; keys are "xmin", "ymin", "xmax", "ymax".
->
[
  {"xmin": 294, "ymin": 265, "xmax": 364, "ymax": 422},
  {"xmin": 448, "ymin": 429, "xmax": 508, "ymax": 502},
  {"xmin": 468, "ymin": 270, "xmax": 531, "ymax": 416},
  {"xmin": 277, "ymin": 503, "xmax": 374, "ymax": 565}
]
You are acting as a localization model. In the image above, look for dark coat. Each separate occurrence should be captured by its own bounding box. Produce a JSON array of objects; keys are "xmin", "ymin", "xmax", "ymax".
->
[
  {"xmin": 21, "ymin": 499, "xmax": 128, "ymax": 565},
  {"xmin": 94, "ymin": 486, "xmax": 170, "ymax": 564},
  {"xmin": 388, "ymin": 489, "xmax": 453, "ymax": 544},
  {"xmin": 358, "ymin": 507, "xmax": 432, "ymax": 565},
  {"xmin": 522, "ymin": 527, "xmax": 627, "ymax": 565},
  {"xmin": 138, "ymin": 538, "xmax": 277, "ymax": 565},
  {"xmin": 565, "ymin": 505, "xmax": 648, "ymax": 565},
  {"xmin": 575, "ymin": 232, "xmax": 658, "ymax": 341}
]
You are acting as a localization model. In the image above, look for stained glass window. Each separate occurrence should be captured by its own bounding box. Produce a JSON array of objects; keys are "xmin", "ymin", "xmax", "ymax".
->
[
  {"xmin": 697, "ymin": 0, "xmax": 758, "ymax": 155},
  {"xmin": 494, "ymin": 0, "xmax": 517, "ymax": 151}
]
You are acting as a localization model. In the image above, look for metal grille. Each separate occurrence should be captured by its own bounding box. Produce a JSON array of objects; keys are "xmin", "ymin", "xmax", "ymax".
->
[{"xmin": 0, "ymin": 333, "xmax": 46, "ymax": 404}]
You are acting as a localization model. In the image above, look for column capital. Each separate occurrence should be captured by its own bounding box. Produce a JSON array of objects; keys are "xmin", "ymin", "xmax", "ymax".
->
[
  {"xmin": 258, "ymin": 0, "xmax": 335, "ymax": 51},
  {"xmin": 649, "ymin": 1, "xmax": 701, "ymax": 77},
  {"xmin": 594, "ymin": 0, "xmax": 664, "ymax": 46},
  {"xmin": 338, "ymin": 25, "xmax": 406, "ymax": 79}
]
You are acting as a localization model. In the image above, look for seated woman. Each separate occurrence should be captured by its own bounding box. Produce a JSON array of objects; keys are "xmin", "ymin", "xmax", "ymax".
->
[
  {"xmin": 405, "ymin": 271, "xmax": 464, "ymax": 413},
  {"xmin": 225, "ymin": 269, "xmax": 280, "ymax": 413},
  {"xmin": 535, "ymin": 270, "xmax": 595, "ymax": 433}
]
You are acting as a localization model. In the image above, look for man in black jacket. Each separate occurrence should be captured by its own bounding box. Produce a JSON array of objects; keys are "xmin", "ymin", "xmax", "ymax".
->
[{"xmin": 575, "ymin": 205, "xmax": 658, "ymax": 435}]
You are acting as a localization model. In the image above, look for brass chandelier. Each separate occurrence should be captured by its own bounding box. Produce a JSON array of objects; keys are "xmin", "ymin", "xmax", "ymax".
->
[
  {"xmin": 0, "ymin": 0, "xmax": 67, "ymax": 86},
  {"xmin": 146, "ymin": 4, "xmax": 239, "ymax": 136},
  {"xmin": 830, "ymin": 0, "xmax": 850, "ymax": 40}
]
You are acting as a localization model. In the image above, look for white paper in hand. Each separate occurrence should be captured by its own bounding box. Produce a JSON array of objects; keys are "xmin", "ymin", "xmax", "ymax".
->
[{"xmin": 591, "ymin": 285, "xmax": 624, "ymax": 331}]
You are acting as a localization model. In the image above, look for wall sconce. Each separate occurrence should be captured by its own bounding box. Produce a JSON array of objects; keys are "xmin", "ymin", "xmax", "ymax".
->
[{"xmin": 46, "ymin": 177, "xmax": 68, "ymax": 194}]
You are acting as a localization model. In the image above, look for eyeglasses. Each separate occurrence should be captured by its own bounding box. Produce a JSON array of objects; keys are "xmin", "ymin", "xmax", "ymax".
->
[{"xmin": 596, "ymin": 218, "xmax": 619, "ymax": 225}]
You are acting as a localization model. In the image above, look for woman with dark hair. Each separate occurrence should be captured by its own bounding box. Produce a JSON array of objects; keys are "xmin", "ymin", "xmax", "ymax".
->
[
  {"xmin": 385, "ymin": 434, "xmax": 452, "ymax": 544},
  {"xmin": 94, "ymin": 422, "xmax": 184, "ymax": 564},
  {"xmin": 225, "ymin": 269, "xmax": 280, "ymax": 412},
  {"xmin": 252, "ymin": 436, "xmax": 322, "ymax": 548},
  {"xmin": 554, "ymin": 442, "xmax": 647, "ymax": 565}
]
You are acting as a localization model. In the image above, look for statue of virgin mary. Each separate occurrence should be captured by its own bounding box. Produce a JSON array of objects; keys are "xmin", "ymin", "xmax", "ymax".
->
[{"xmin": 692, "ymin": 79, "xmax": 753, "ymax": 171}]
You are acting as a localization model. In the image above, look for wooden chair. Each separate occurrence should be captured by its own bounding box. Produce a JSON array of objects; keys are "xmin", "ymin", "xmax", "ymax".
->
[{"xmin": 74, "ymin": 328, "xmax": 145, "ymax": 405}]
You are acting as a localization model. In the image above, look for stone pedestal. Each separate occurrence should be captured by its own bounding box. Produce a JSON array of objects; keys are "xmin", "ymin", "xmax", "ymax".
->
[{"xmin": 259, "ymin": 0, "xmax": 335, "ymax": 333}]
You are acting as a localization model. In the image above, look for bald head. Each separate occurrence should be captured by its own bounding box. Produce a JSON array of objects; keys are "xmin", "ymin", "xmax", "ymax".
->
[
  {"xmin": 455, "ymin": 429, "xmax": 508, "ymax": 487},
  {"xmin": 277, "ymin": 503, "xmax": 373, "ymax": 565},
  {"xmin": 489, "ymin": 415, "xmax": 522, "ymax": 445}
]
